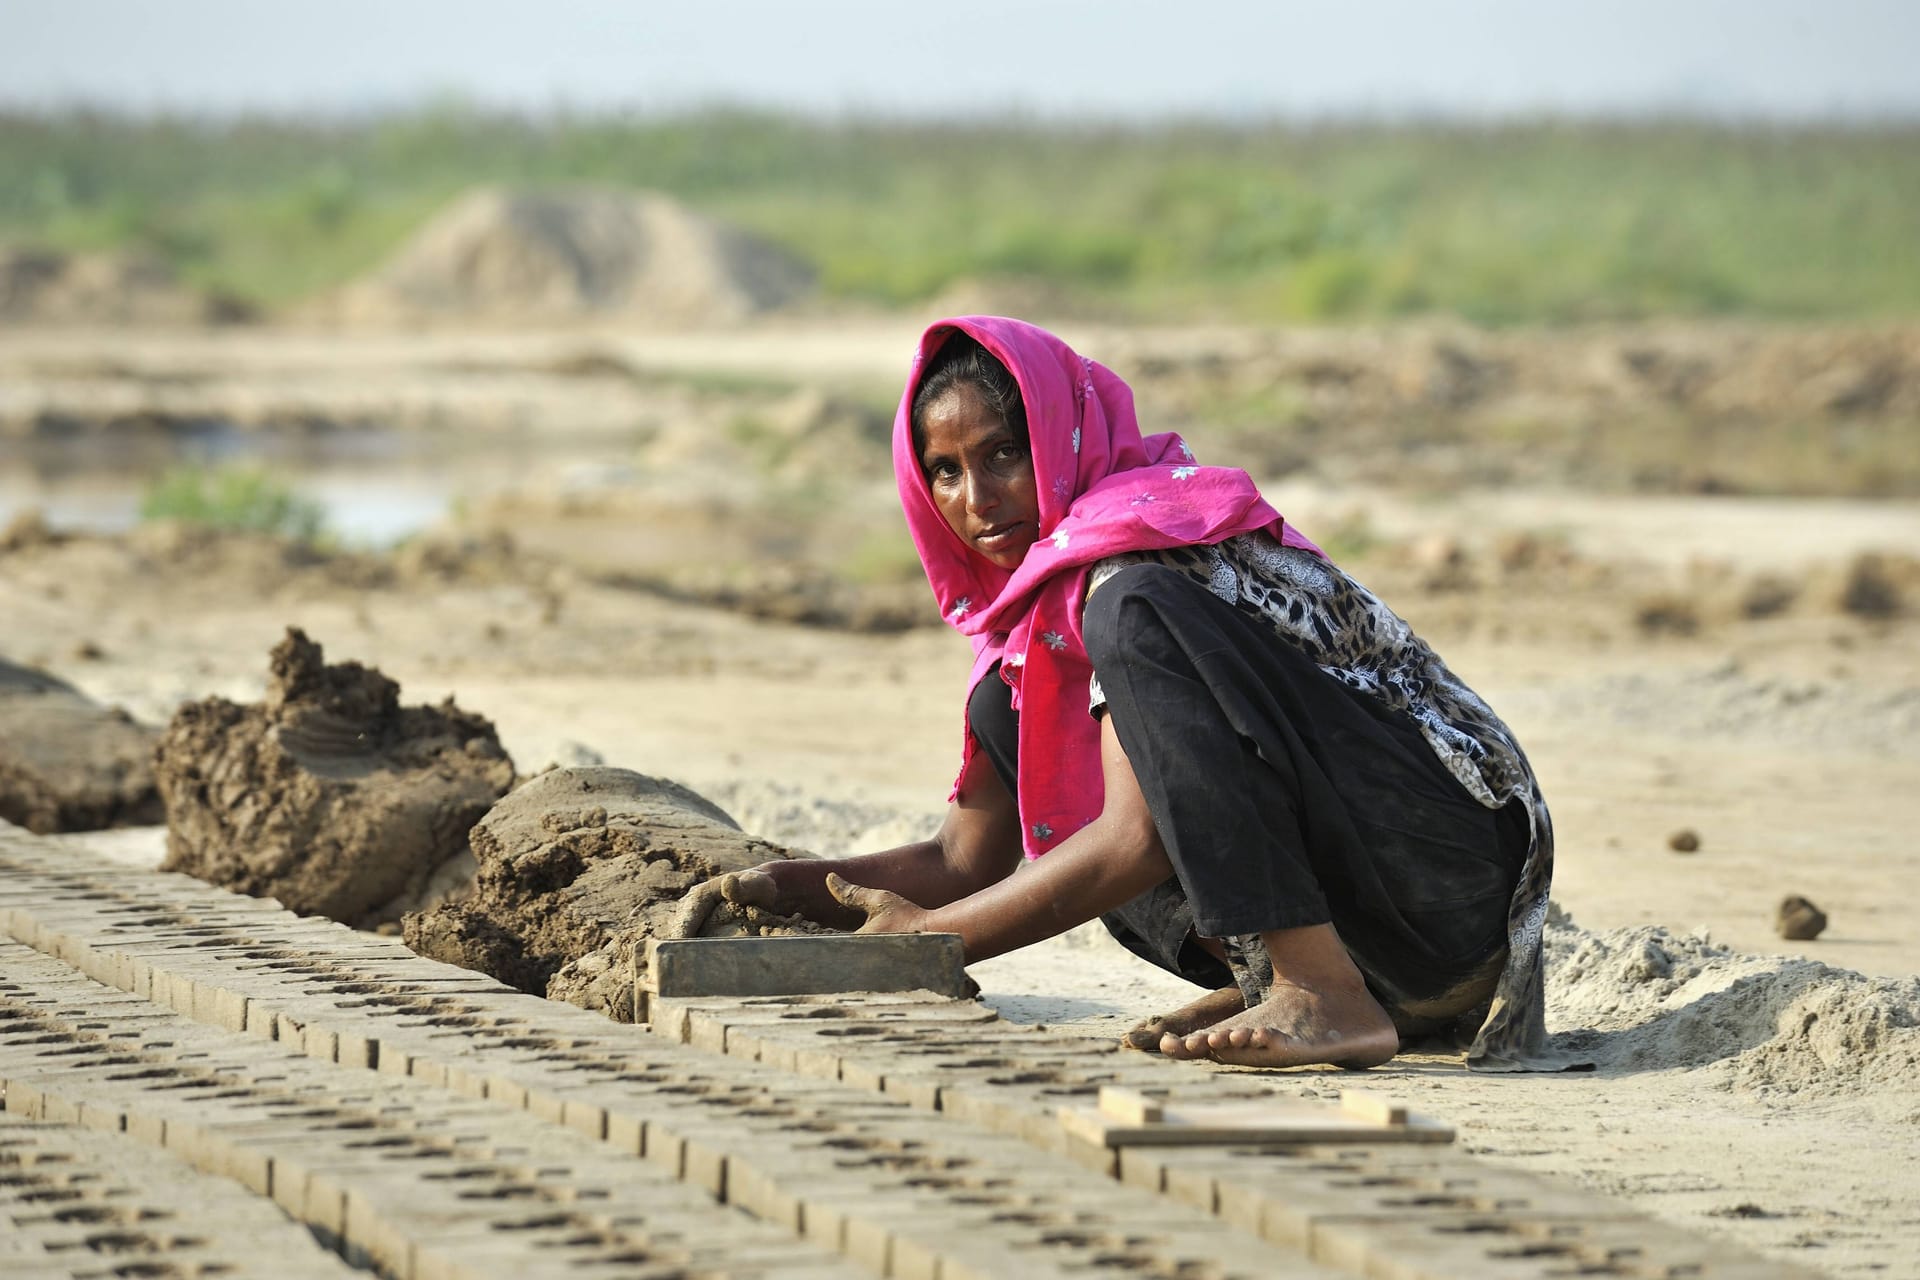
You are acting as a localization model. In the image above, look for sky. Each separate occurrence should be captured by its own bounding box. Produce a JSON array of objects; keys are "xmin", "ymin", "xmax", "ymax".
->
[{"xmin": 2, "ymin": 0, "xmax": 1917, "ymax": 122}]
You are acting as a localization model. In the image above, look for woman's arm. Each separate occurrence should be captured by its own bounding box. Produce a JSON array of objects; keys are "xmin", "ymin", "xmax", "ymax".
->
[
  {"xmin": 828, "ymin": 714, "xmax": 1174, "ymax": 962},
  {"xmin": 748, "ymin": 775, "xmax": 1026, "ymax": 927},
  {"xmin": 669, "ymin": 755, "xmax": 1027, "ymax": 935}
]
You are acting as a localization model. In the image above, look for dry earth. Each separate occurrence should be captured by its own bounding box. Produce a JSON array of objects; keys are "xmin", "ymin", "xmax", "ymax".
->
[{"xmin": 3, "ymin": 320, "xmax": 1918, "ymax": 1277}]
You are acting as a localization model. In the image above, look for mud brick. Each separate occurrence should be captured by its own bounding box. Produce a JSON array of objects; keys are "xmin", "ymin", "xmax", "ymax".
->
[
  {"xmin": 481, "ymin": 1071, "xmax": 531, "ymax": 1108},
  {"xmin": 646, "ymin": 933, "xmax": 971, "ymax": 999},
  {"xmin": 686, "ymin": 1011, "xmax": 733, "ymax": 1056},
  {"xmin": 0, "ymin": 1072, "xmax": 62, "ymax": 1124},
  {"xmin": 1119, "ymin": 1144, "xmax": 1178, "ymax": 1194},
  {"xmin": 409, "ymin": 1229, "xmax": 592, "ymax": 1280},
  {"xmin": 32, "ymin": 1090, "xmax": 86, "ymax": 1127},
  {"xmin": 790, "ymin": 1040, "xmax": 849, "ymax": 1080},
  {"xmin": 1258, "ymin": 1176, "xmax": 1641, "ymax": 1254},
  {"xmin": 522, "ymin": 1084, "xmax": 570, "ymax": 1126},
  {"xmin": 872, "ymin": 1070, "xmax": 946, "ymax": 1112},
  {"xmin": 427, "ymin": 1057, "xmax": 483, "ymax": 1096},
  {"xmin": 330, "ymin": 1024, "xmax": 381, "ymax": 1070},
  {"xmin": 341, "ymin": 1176, "xmax": 475, "ymax": 1275},
  {"xmin": 678, "ymin": 1130, "xmax": 731, "ymax": 1197},
  {"xmin": 727, "ymin": 1155, "xmax": 805, "ymax": 1230},
  {"xmin": 71, "ymin": 1098, "xmax": 127, "ymax": 1135},
  {"xmin": 600, "ymin": 1105, "xmax": 648, "ymax": 1157},
  {"xmin": 294, "ymin": 1163, "xmax": 374, "ymax": 1245},
  {"xmin": 841, "ymin": 1206, "xmax": 994, "ymax": 1276},
  {"xmin": 559, "ymin": 1096, "xmax": 609, "ymax": 1140},
  {"xmin": 799, "ymin": 1186, "xmax": 941, "ymax": 1256},
  {"xmin": 1318, "ymin": 1211, "xmax": 1747, "ymax": 1280},
  {"xmin": 934, "ymin": 1238, "xmax": 1114, "ymax": 1280},
  {"xmin": 646, "ymin": 997, "xmax": 697, "ymax": 1043}
]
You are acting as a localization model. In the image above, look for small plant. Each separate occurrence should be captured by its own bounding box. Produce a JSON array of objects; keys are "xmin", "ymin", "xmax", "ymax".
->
[{"xmin": 139, "ymin": 464, "xmax": 327, "ymax": 541}]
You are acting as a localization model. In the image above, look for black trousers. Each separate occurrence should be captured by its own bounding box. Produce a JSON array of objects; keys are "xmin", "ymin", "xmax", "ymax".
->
[{"xmin": 969, "ymin": 563, "xmax": 1526, "ymax": 1014}]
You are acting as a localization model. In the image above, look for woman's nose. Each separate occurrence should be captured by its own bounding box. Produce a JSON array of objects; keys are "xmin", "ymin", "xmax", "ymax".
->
[{"xmin": 963, "ymin": 468, "xmax": 998, "ymax": 514}]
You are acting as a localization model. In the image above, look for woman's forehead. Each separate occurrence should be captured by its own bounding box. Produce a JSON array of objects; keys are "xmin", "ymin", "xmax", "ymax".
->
[{"xmin": 920, "ymin": 383, "xmax": 1008, "ymax": 441}]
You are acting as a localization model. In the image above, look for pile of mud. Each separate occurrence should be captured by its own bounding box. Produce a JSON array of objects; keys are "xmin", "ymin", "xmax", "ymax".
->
[
  {"xmin": 1122, "ymin": 325, "xmax": 1920, "ymax": 428},
  {"xmin": 0, "ymin": 246, "xmax": 250, "ymax": 326},
  {"xmin": 1114, "ymin": 323, "xmax": 1920, "ymax": 496},
  {"xmin": 0, "ymin": 657, "xmax": 162, "ymax": 833},
  {"xmin": 623, "ymin": 562, "xmax": 933, "ymax": 634},
  {"xmin": 1544, "ymin": 917, "xmax": 1920, "ymax": 1098},
  {"xmin": 404, "ymin": 767, "xmax": 828, "ymax": 1021},
  {"xmin": 154, "ymin": 629, "xmax": 514, "ymax": 927},
  {"xmin": 329, "ymin": 186, "xmax": 814, "ymax": 325}
]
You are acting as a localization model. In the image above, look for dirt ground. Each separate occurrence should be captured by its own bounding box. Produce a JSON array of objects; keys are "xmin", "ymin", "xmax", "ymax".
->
[{"xmin": 5, "ymin": 320, "xmax": 1918, "ymax": 1277}]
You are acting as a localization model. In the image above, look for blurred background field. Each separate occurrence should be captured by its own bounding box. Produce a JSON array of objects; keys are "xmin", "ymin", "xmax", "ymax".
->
[{"xmin": 4, "ymin": 111, "xmax": 1918, "ymax": 325}]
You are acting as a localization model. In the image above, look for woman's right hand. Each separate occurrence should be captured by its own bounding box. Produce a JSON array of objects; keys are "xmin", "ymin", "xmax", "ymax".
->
[
  {"xmin": 663, "ymin": 863, "xmax": 779, "ymax": 938},
  {"xmin": 664, "ymin": 861, "xmax": 861, "ymax": 937}
]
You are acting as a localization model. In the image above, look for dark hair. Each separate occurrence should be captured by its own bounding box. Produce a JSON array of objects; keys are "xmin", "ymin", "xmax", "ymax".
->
[{"xmin": 909, "ymin": 331, "xmax": 1028, "ymax": 462}]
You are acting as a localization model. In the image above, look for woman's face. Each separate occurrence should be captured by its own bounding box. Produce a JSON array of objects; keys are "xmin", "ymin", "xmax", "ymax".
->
[{"xmin": 917, "ymin": 381, "xmax": 1040, "ymax": 571}]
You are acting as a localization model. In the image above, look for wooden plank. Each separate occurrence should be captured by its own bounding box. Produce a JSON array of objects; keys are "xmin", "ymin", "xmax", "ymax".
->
[
  {"xmin": 1097, "ymin": 1086, "xmax": 1165, "ymax": 1125},
  {"xmin": 1338, "ymin": 1089, "xmax": 1408, "ymax": 1126},
  {"xmin": 1059, "ymin": 1093, "xmax": 1452, "ymax": 1150}
]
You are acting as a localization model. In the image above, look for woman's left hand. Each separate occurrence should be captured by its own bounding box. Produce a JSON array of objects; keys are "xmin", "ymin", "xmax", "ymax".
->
[{"xmin": 825, "ymin": 872, "xmax": 934, "ymax": 935}]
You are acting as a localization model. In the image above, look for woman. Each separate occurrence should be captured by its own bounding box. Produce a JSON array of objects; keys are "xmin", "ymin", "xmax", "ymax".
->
[{"xmin": 701, "ymin": 316, "xmax": 1556, "ymax": 1071}]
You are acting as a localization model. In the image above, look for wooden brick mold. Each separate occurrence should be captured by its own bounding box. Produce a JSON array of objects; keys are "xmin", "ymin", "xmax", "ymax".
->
[{"xmin": 0, "ymin": 825, "xmax": 1822, "ymax": 1280}]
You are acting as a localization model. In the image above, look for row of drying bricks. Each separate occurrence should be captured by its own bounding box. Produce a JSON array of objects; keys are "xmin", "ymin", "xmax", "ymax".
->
[{"xmin": 0, "ymin": 833, "xmax": 1814, "ymax": 1280}]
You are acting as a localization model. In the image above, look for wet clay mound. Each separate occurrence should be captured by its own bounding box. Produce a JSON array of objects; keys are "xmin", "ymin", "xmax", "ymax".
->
[
  {"xmin": 1545, "ymin": 920, "xmax": 1920, "ymax": 1097},
  {"xmin": 0, "ymin": 658, "xmax": 162, "ymax": 834},
  {"xmin": 155, "ymin": 628, "xmax": 514, "ymax": 926},
  {"xmin": 404, "ymin": 767, "xmax": 828, "ymax": 1022},
  {"xmin": 332, "ymin": 186, "xmax": 814, "ymax": 325}
]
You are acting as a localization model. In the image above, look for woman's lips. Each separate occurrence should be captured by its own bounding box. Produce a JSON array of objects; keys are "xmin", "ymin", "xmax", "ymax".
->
[{"xmin": 975, "ymin": 522, "xmax": 1027, "ymax": 551}]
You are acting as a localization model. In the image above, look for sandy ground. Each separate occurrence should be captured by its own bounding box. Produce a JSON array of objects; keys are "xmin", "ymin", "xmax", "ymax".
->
[{"xmin": 6, "ymin": 322, "xmax": 1919, "ymax": 1277}]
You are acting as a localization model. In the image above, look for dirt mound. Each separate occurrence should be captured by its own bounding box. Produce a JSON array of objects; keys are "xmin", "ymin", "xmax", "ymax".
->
[
  {"xmin": 0, "ymin": 246, "xmax": 250, "ymax": 326},
  {"xmin": 1545, "ymin": 920, "xmax": 1920, "ymax": 1097},
  {"xmin": 403, "ymin": 767, "xmax": 826, "ymax": 1021},
  {"xmin": 335, "ymin": 186, "xmax": 813, "ymax": 325},
  {"xmin": 0, "ymin": 658, "xmax": 162, "ymax": 834},
  {"xmin": 625, "ymin": 562, "xmax": 933, "ymax": 634},
  {"xmin": 154, "ymin": 628, "xmax": 514, "ymax": 926}
]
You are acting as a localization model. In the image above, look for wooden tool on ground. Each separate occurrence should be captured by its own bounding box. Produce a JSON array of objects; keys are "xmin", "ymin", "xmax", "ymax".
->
[{"xmin": 1060, "ymin": 1086, "xmax": 1452, "ymax": 1149}]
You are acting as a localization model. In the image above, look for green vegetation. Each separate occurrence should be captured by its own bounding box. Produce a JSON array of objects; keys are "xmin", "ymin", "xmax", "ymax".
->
[
  {"xmin": 139, "ymin": 464, "xmax": 327, "ymax": 541},
  {"xmin": 3, "ymin": 110, "xmax": 1917, "ymax": 323}
]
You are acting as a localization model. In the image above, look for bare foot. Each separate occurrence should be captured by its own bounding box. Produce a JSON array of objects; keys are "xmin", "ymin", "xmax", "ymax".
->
[
  {"xmin": 1121, "ymin": 986, "xmax": 1244, "ymax": 1052},
  {"xmin": 1159, "ymin": 977, "xmax": 1398, "ymax": 1069}
]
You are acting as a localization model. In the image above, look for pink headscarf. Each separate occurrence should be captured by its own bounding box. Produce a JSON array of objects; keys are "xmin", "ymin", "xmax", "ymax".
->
[{"xmin": 895, "ymin": 317, "xmax": 1322, "ymax": 859}]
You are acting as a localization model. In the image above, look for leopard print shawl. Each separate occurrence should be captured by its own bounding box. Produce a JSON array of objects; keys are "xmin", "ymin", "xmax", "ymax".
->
[{"xmin": 1089, "ymin": 532, "xmax": 1559, "ymax": 1070}]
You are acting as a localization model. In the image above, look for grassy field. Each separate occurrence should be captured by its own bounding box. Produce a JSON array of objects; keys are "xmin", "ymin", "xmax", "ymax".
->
[{"xmin": 2, "ymin": 110, "xmax": 1918, "ymax": 324}]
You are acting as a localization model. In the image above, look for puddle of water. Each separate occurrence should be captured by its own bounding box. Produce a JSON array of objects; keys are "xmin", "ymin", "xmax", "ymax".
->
[{"xmin": 0, "ymin": 425, "xmax": 631, "ymax": 548}]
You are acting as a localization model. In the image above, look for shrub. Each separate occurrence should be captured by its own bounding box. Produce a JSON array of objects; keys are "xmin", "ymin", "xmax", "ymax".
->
[{"xmin": 139, "ymin": 464, "xmax": 327, "ymax": 541}]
